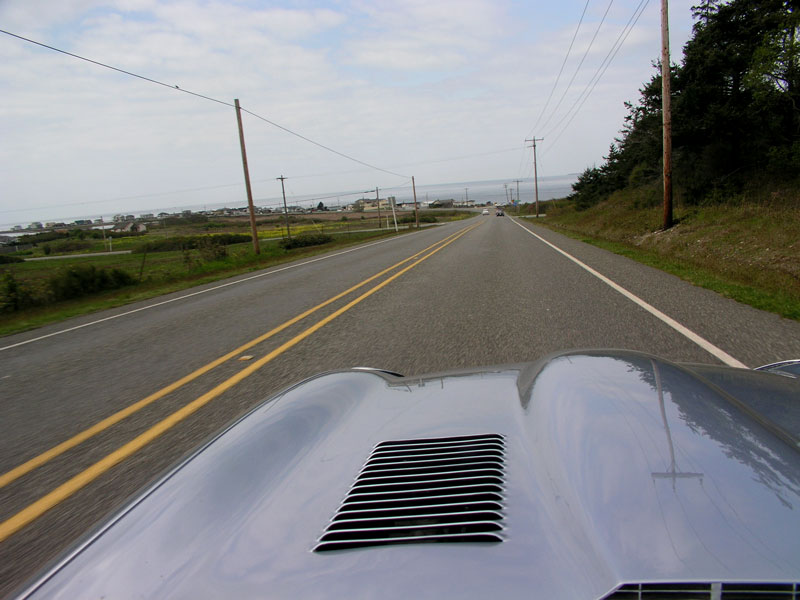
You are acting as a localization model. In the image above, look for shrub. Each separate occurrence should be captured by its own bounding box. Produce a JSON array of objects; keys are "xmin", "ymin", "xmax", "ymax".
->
[
  {"xmin": 162, "ymin": 214, "xmax": 208, "ymax": 225},
  {"xmin": 398, "ymin": 214, "xmax": 438, "ymax": 224},
  {"xmin": 0, "ymin": 255, "xmax": 24, "ymax": 264},
  {"xmin": 279, "ymin": 232, "xmax": 333, "ymax": 250},
  {"xmin": 48, "ymin": 239, "xmax": 93, "ymax": 253},
  {"xmin": 404, "ymin": 214, "xmax": 437, "ymax": 223},
  {"xmin": 18, "ymin": 231, "xmax": 69, "ymax": 244},
  {"xmin": 202, "ymin": 222, "xmax": 228, "ymax": 230},
  {"xmin": 48, "ymin": 265, "xmax": 136, "ymax": 301},
  {"xmin": 133, "ymin": 234, "xmax": 251, "ymax": 253},
  {"xmin": 1, "ymin": 272, "xmax": 32, "ymax": 312},
  {"xmin": 197, "ymin": 236, "xmax": 228, "ymax": 262}
]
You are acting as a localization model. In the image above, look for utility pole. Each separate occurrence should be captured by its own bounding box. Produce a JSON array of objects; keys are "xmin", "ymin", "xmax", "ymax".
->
[
  {"xmin": 277, "ymin": 175, "xmax": 291, "ymax": 239},
  {"xmin": 389, "ymin": 195, "xmax": 398, "ymax": 232},
  {"xmin": 465, "ymin": 188, "xmax": 469, "ymax": 204},
  {"xmin": 513, "ymin": 179, "xmax": 522, "ymax": 207},
  {"xmin": 412, "ymin": 176, "xmax": 420, "ymax": 229},
  {"xmin": 526, "ymin": 137, "xmax": 543, "ymax": 217},
  {"xmin": 376, "ymin": 187, "xmax": 382, "ymax": 227},
  {"xmin": 503, "ymin": 183, "xmax": 509, "ymax": 204},
  {"xmin": 234, "ymin": 98, "xmax": 260, "ymax": 255},
  {"xmin": 661, "ymin": 0, "xmax": 673, "ymax": 229}
]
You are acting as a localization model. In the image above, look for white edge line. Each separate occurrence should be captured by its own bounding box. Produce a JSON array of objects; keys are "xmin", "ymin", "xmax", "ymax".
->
[
  {"xmin": 0, "ymin": 231, "xmax": 425, "ymax": 352},
  {"xmin": 510, "ymin": 218, "xmax": 748, "ymax": 369}
]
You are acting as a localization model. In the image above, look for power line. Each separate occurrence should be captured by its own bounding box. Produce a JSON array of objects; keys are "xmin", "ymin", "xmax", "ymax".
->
[
  {"xmin": 544, "ymin": 0, "xmax": 651, "ymax": 150},
  {"xmin": 0, "ymin": 28, "xmax": 409, "ymax": 179},
  {"xmin": 527, "ymin": 0, "xmax": 591, "ymax": 138},
  {"xmin": 537, "ymin": 0, "xmax": 616, "ymax": 135},
  {"xmin": 0, "ymin": 29, "xmax": 232, "ymax": 108},
  {"xmin": 238, "ymin": 107, "xmax": 407, "ymax": 178}
]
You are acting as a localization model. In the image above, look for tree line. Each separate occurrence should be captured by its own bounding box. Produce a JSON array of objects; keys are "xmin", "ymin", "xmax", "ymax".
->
[{"xmin": 571, "ymin": 0, "xmax": 799, "ymax": 210}]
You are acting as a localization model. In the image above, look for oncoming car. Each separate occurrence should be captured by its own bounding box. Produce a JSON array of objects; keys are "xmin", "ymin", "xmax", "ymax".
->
[
  {"xmin": 482, "ymin": 209, "xmax": 490, "ymax": 215},
  {"xmin": 14, "ymin": 350, "xmax": 800, "ymax": 599}
]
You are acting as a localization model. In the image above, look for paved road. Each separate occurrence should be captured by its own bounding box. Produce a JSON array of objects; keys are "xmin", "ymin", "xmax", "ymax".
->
[{"xmin": 1, "ymin": 216, "xmax": 799, "ymax": 596}]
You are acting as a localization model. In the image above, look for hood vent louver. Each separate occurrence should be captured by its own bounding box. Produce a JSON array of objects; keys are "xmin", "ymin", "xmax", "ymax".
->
[
  {"xmin": 314, "ymin": 433, "xmax": 506, "ymax": 552},
  {"xmin": 604, "ymin": 582, "xmax": 800, "ymax": 599}
]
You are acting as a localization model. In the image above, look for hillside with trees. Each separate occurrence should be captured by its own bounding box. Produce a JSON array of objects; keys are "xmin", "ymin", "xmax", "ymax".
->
[
  {"xmin": 533, "ymin": 0, "xmax": 799, "ymax": 320},
  {"xmin": 570, "ymin": 0, "xmax": 799, "ymax": 209}
]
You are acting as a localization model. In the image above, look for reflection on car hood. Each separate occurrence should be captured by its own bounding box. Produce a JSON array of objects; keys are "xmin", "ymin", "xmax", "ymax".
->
[{"xmin": 19, "ymin": 350, "xmax": 800, "ymax": 599}]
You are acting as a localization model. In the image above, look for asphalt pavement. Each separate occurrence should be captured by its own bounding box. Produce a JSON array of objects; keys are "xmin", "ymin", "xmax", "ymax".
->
[{"xmin": 1, "ymin": 215, "xmax": 799, "ymax": 596}]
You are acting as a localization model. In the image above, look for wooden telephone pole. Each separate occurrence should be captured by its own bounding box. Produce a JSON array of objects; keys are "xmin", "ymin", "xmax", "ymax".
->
[
  {"xmin": 234, "ymin": 99, "xmax": 260, "ymax": 254},
  {"xmin": 661, "ymin": 0, "xmax": 673, "ymax": 229},
  {"xmin": 526, "ymin": 137, "xmax": 543, "ymax": 217},
  {"xmin": 277, "ymin": 175, "xmax": 291, "ymax": 239},
  {"xmin": 412, "ymin": 176, "xmax": 420, "ymax": 229}
]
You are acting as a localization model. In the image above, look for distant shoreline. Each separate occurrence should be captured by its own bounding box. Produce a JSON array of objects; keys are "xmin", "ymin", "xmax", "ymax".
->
[{"xmin": 1, "ymin": 174, "xmax": 578, "ymax": 232}]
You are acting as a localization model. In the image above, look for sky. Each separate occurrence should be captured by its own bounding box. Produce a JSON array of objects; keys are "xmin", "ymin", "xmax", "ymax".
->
[{"xmin": 0, "ymin": 0, "xmax": 699, "ymax": 228}]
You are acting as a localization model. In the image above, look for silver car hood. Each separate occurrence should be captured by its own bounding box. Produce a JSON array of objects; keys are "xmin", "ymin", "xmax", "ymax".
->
[{"xmin": 19, "ymin": 351, "xmax": 800, "ymax": 599}]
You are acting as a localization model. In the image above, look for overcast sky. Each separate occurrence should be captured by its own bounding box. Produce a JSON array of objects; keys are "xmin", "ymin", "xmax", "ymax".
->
[{"xmin": 0, "ymin": 0, "xmax": 698, "ymax": 227}]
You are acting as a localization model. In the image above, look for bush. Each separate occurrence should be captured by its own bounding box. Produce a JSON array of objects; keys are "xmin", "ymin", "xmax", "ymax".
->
[
  {"xmin": 1, "ymin": 272, "xmax": 34, "ymax": 312},
  {"xmin": 133, "ymin": 233, "xmax": 251, "ymax": 253},
  {"xmin": 162, "ymin": 215, "xmax": 208, "ymax": 226},
  {"xmin": 279, "ymin": 232, "xmax": 333, "ymax": 250},
  {"xmin": 18, "ymin": 231, "xmax": 69, "ymax": 244},
  {"xmin": 0, "ymin": 255, "xmax": 24, "ymax": 264},
  {"xmin": 415, "ymin": 214, "xmax": 438, "ymax": 223},
  {"xmin": 47, "ymin": 239, "xmax": 93, "ymax": 253},
  {"xmin": 202, "ymin": 222, "xmax": 228, "ymax": 230},
  {"xmin": 48, "ymin": 265, "xmax": 135, "ymax": 301},
  {"xmin": 197, "ymin": 236, "xmax": 228, "ymax": 262},
  {"xmin": 399, "ymin": 214, "xmax": 437, "ymax": 224}
]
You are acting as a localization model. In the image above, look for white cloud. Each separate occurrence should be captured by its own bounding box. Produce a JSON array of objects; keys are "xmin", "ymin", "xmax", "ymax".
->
[{"xmin": 0, "ymin": 0, "xmax": 699, "ymax": 226}]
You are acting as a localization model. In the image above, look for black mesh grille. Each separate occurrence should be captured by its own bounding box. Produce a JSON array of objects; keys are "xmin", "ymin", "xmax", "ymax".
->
[
  {"xmin": 604, "ymin": 582, "xmax": 800, "ymax": 600},
  {"xmin": 314, "ymin": 434, "xmax": 506, "ymax": 552}
]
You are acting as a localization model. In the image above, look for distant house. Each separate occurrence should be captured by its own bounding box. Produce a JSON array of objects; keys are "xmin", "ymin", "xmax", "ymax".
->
[
  {"xmin": 428, "ymin": 199, "xmax": 454, "ymax": 209},
  {"xmin": 28, "ymin": 222, "xmax": 43, "ymax": 229},
  {"xmin": 112, "ymin": 222, "xmax": 147, "ymax": 233}
]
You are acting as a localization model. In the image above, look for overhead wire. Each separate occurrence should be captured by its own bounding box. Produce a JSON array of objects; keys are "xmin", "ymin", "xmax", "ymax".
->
[
  {"xmin": 543, "ymin": 0, "xmax": 651, "ymax": 151},
  {"xmin": 0, "ymin": 29, "xmax": 409, "ymax": 180},
  {"xmin": 536, "ymin": 0, "xmax": 617, "ymax": 135},
  {"xmin": 527, "ymin": 0, "xmax": 591, "ymax": 139}
]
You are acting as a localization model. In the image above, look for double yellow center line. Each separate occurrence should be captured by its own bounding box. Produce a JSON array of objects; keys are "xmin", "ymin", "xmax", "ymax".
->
[{"xmin": 0, "ymin": 221, "xmax": 481, "ymax": 542}]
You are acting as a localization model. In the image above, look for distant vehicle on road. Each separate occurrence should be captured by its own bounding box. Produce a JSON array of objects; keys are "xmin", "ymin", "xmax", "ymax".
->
[
  {"xmin": 15, "ymin": 350, "xmax": 800, "ymax": 600},
  {"xmin": 482, "ymin": 209, "xmax": 490, "ymax": 215},
  {"xmin": 496, "ymin": 209, "xmax": 504, "ymax": 216}
]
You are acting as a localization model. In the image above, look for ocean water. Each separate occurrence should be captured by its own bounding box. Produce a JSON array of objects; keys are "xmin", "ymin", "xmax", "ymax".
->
[{"xmin": 395, "ymin": 174, "xmax": 577, "ymax": 206}]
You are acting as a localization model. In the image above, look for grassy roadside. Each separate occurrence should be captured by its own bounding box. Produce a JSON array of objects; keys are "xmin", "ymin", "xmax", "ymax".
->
[
  {"xmin": 518, "ymin": 192, "xmax": 800, "ymax": 321},
  {"xmin": 0, "ymin": 226, "xmax": 432, "ymax": 337}
]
